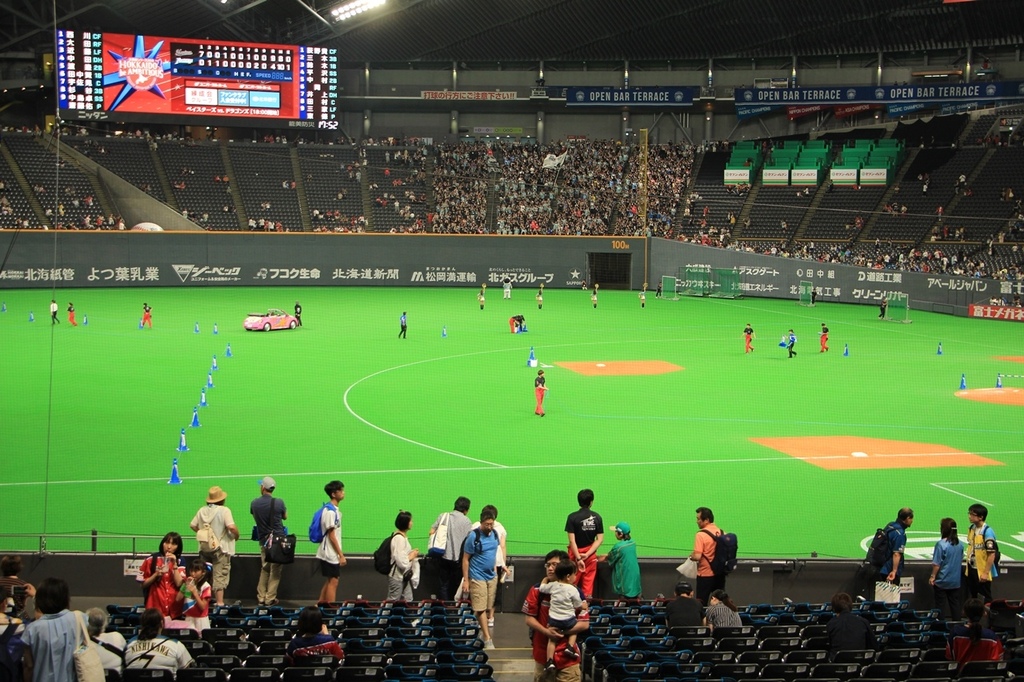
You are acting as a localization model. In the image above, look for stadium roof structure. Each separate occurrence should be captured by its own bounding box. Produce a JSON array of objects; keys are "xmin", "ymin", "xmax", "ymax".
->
[{"xmin": 4, "ymin": 0, "xmax": 1024, "ymax": 62}]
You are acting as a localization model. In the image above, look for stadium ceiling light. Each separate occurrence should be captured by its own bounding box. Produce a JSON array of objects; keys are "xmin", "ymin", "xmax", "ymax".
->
[{"xmin": 330, "ymin": 0, "xmax": 385, "ymax": 21}]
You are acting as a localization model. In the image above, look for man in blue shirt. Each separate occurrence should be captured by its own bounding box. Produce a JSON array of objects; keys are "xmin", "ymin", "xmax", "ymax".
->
[
  {"xmin": 880, "ymin": 508, "xmax": 914, "ymax": 583},
  {"xmin": 462, "ymin": 508, "xmax": 500, "ymax": 650}
]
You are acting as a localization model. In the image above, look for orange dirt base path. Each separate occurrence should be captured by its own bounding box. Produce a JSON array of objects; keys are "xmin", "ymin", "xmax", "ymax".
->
[
  {"xmin": 750, "ymin": 436, "xmax": 1004, "ymax": 471},
  {"xmin": 956, "ymin": 388, "xmax": 1024, "ymax": 407},
  {"xmin": 994, "ymin": 356, "xmax": 1024, "ymax": 364},
  {"xmin": 556, "ymin": 360, "xmax": 683, "ymax": 376}
]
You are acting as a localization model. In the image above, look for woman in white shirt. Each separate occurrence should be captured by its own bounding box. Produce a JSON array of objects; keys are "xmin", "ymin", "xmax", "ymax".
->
[
  {"xmin": 125, "ymin": 609, "xmax": 193, "ymax": 672},
  {"xmin": 86, "ymin": 608, "xmax": 126, "ymax": 673},
  {"xmin": 387, "ymin": 511, "xmax": 420, "ymax": 601}
]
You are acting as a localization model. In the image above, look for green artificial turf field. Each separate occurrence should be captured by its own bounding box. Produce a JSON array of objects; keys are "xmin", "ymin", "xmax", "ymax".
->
[{"xmin": 2, "ymin": 286, "xmax": 1022, "ymax": 562}]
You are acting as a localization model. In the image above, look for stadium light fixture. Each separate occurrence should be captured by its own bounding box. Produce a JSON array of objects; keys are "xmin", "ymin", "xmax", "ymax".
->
[{"xmin": 330, "ymin": 0, "xmax": 385, "ymax": 21}]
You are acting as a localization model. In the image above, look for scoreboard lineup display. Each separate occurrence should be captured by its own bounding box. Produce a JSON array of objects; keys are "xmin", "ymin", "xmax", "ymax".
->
[{"xmin": 56, "ymin": 30, "xmax": 339, "ymax": 125}]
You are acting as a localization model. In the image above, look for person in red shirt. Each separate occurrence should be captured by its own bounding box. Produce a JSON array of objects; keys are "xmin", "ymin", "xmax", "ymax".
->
[
  {"xmin": 142, "ymin": 303, "xmax": 153, "ymax": 329},
  {"xmin": 286, "ymin": 607, "xmax": 345, "ymax": 663},
  {"xmin": 137, "ymin": 532, "xmax": 186, "ymax": 620},
  {"xmin": 523, "ymin": 550, "xmax": 590, "ymax": 682},
  {"xmin": 820, "ymin": 323, "xmax": 829, "ymax": 353},
  {"xmin": 67, "ymin": 302, "xmax": 77, "ymax": 326},
  {"xmin": 534, "ymin": 370, "xmax": 547, "ymax": 416}
]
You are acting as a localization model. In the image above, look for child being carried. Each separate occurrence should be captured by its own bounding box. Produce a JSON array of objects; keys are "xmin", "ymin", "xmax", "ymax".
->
[{"xmin": 539, "ymin": 560, "xmax": 587, "ymax": 670}]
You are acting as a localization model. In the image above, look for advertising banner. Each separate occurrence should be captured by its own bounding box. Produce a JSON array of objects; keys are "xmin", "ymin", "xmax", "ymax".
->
[
  {"xmin": 735, "ymin": 81, "xmax": 1024, "ymax": 120},
  {"xmin": 0, "ymin": 233, "xmax": 645, "ymax": 290},
  {"xmin": 421, "ymin": 91, "xmax": 517, "ymax": 101},
  {"xmin": 859, "ymin": 168, "xmax": 888, "ymax": 185},
  {"xmin": 969, "ymin": 304, "xmax": 1024, "ymax": 321},
  {"xmin": 565, "ymin": 87, "xmax": 694, "ymax": 107},
  {"xmin": 790, "ymin": 168, "xmax": 820, "ymax": 185},
  {"xmin": 762, "ymin": 168, "xmax": 790, "ymax": 185},
  {"xmin": 830, "ymin": 168, "xmax": 858, "ymax": 184},
  {"xmin": 787, "ymin": 104, "xmax": 825, "ymax": 120},
  {"xmin": 723, "ymin": 169, "xmax": 751, "ymax": 184},
  {"xmin": 649, "ymin": 239, "xmax": 1019, "ymax": 314}
]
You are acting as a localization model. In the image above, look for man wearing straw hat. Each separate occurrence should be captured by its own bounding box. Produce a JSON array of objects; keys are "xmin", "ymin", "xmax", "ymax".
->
[{"xmin": 190, "ymin": 486, "xmax": 240, "ymax": 606}]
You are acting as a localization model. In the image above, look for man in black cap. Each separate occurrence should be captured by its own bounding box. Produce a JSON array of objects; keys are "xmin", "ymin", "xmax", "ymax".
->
[
  {"xmin": 251, "ymin": 476, "xmax": 288, "ymax": 605},
  {"xmin": 665, "ymin": 581, "xmax": 703, "ymax": 629}
]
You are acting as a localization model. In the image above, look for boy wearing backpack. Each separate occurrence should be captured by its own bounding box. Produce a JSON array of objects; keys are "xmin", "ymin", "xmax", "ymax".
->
[
  {"xmin": 315, "ymin": 481, "xmax": 347, "ymax": 605},
  {"xmin": 965, "ymin": 504, "xmax": 998, "ymax": 601},
  {"xmin": 689, "ymin": 507, "xmax": 723, "ymax": 606}
]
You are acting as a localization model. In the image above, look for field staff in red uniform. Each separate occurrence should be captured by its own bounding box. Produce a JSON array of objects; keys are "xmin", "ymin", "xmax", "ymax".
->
[
  {"xmin": 743, "ymin": 323, "xmax": 754, "ymax": 353},
  {"xmin": 142, "ymin": 303, "xmax": 153, "ymax": 329},
  {"xmin": 820, "ymin": 323, "xmax": 829, "ymax": 352},
  {"xmin": 67, "ymin": 302, "xmax": 77, "ymax": 326},
  {"xmin": 534, "ymin": 369, "xmax": 547, "ymax": 416}
]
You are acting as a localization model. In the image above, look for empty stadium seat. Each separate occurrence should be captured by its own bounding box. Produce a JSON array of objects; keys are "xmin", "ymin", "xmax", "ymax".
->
[
  {"xmin": 228, "ymin": 669, "xmax": 279, "ymax": 682},
  {"xmin": 176, "ymin": 668, "xmax": 227, "ymax": 682},
  {"xmin": 282, "ymin": 669, "xmax": 334, "ymax": 682},
  {"xmin": 860, "ymin": 661, "xmax": 912, "ymax": 680},
  {"xmin": 958, "ymin": 660, "xmax": 1009, "ymax": 678},
  {"xmin": 122, "ymin": 670, "xmax": 175, "ymax": 682}
]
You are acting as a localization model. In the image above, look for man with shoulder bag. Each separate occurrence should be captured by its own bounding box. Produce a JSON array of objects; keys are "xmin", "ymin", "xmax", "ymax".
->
[
  {"xmin": 250, "ymin": 477, "xmax": 289, "ymax": 606},
  {"xmin": 190, "ymin": 486, "xmax": 240, "ymax": 607}
]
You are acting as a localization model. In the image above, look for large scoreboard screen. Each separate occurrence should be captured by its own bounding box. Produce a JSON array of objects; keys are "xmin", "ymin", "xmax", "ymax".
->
[{"xmin": 56, "ymin": 31, "xmax": 339, "ymax": 127}]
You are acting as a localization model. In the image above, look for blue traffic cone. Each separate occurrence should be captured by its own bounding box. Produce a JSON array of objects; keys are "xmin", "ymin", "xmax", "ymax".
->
[
  {"xmin": 211, "ymin": 355, "xmax": 218, "ymax": 371},
  {"xmin": 527, "ymin": 346, "xmax": 537, "ymax": 367},
  {"xmin": 225, "ymin": 344, "xmax": 232, "ymax": 358},
  {"xmin": 213, "ymin": 323, "xmax": 218, "ymax": 335},
  {"xmin": 28, "ymin": 311, "xmax": 34, "ymax": 322},
  {"xmin": 1, "ymin": 302, "xmax": 6, "ymax": 312},
  {"xmin": 207, "ymin": 373, "xmax": 214, "ymax": 389},
  {"xmin": 200, "ymin": 388, "xmax": 208, "ymax": 408},
  {"xmin": 843, "ymin": 344, "xmax": 849, "ymax": 357},
  {"xmin": 442, "ymin": 325, "xmax": 447, "ymax": 338},
  {"xmin": 190, "ymin": 407, "xmax": 201, "ymax": 428},
  {"xmin": 194, "ymin": 322, "xmax": 200, "ymax": 334},
  {"xmin": 520, "ymin": 323, "xmax": 528, "ymax": 333},
  {"xmin": 937, "ymin": 342, "xmax": 943, "ymax": 355},
  {"xmin": 168, "ymin": 458, "xmax": 182, "ymax": 485},
  {"xmin": 83, "ymin": 314, "xmax": 88, "ymax": 326},
  {"xmin": 960, "ymin": 373, "xmax": 967, "ymax": 390},
  {"xmin": 177, "ymin": 428, "xmax": 189, "ymax": 452},
  {"xmin": 139, "ymin": 318, "xmax": 144, "ymax": 330},
  {"xmin": 996, "ymin": 374, "xmax": 1003, "ymax": 389}
]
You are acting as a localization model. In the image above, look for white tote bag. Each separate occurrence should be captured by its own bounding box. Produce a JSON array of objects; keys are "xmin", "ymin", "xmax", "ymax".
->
[{"xmin": 428, "ymin": 513, "xmax": 450, "ymax": 558}]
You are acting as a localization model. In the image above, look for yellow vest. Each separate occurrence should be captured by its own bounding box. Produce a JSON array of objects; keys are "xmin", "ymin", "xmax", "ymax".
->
[{"xmin": 965, "ymin": 524, "xmax": 998, "ymax": 579}]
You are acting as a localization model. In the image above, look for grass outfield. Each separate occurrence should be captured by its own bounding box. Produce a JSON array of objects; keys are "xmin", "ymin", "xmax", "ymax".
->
[{"xmin": 2, "ymin": 286, "xmax": 1022, "ymax": 562}]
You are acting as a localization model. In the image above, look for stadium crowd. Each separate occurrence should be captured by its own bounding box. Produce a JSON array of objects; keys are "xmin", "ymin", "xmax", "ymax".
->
[{"xmin": 1, "ymin": 126, "xmax": 1022, "ymax": 286}]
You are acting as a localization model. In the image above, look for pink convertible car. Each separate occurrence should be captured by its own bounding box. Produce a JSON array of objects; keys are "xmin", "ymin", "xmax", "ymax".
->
[{"xmin": 244, "ymin": 308, "xmax": 298, "ymax": 331}]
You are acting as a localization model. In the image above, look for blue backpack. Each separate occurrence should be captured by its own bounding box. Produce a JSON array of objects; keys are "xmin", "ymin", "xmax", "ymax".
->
[
  {"xmin": 309, "ymin": 503, "xmax": 333, "ymax": 543},
  {"xmin": 702, "ymin": 529, "xmax": 739, "ymax": 575}
]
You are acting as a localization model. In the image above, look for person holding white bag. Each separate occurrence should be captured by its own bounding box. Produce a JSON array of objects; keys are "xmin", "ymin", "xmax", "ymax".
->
[{"xmin": 429, "ymin": 496, "xmax": 471, "ymax": 600}]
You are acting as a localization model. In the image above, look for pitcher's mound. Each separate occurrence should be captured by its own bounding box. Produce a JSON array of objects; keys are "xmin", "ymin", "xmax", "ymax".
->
[
  {"xmin": 751, "ymin": 436, "xmax": 1004, "ymax": 471},
  {"xmin": 956, "ymin": 388, "xmax": 1024, "ymax": 407},
  {"xmin": 556, "ymin": 360, "xmax": 683, "ymax": 376}
]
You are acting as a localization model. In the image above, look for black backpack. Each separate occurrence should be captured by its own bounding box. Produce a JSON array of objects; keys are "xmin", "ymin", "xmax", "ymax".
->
[
  {"xmin": 866, "ymin": 524, "xmax": 896, "ymax": 568},
  {"xmin": 373, "ymin": 533, "xmax": 397, "ymax": 575},
  {"xmin": 702, "ymin": 529, "xmax": 738, "ymax": 575}
]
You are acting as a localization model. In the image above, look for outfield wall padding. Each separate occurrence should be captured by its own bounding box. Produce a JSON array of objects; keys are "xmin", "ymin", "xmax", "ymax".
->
[
  {"xmin": 2, "ymin": 233, "xmax": 1022, "ymax": 316},
  {"xmin": 650, "ymin": 239, "xmax": 1024, "ymax": 314},
  {"xmin": 0, "ymin": 232, "xmax": 645, "ymax": 290}
]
